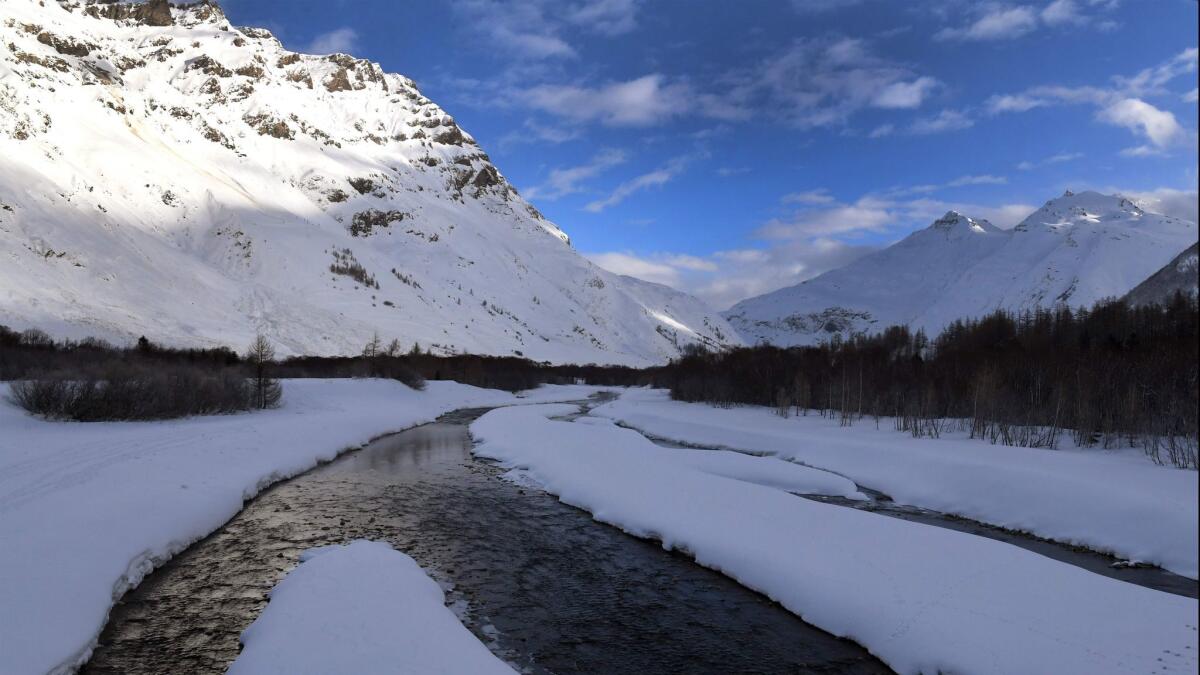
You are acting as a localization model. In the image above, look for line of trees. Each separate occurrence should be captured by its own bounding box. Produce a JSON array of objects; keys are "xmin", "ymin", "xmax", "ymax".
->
[
  {"xmin": 652, "ymin": 293, "xmax": 1198, "ymax": 469},
  {"xmin": 4, "ymin": 330, "xmax": 282, "ymax": 421},
  {"xmin": 6, "ymin": 293, "xmax": 1192, "ymax": 459}
]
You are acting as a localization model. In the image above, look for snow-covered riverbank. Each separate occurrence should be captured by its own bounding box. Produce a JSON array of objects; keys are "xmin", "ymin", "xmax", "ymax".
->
[
  {"xmin": 228, "ymin": 540, "xmax": 514, "ymax": 675},
  {"xmin": 594, "ymin": 388, "xmax": 1200, "ymax": 579},
  {"xmin": 472, "ymin": 403, "xmax": 1199, "ymax": 675},
  {"xmin": 0, "ymin": 380, "xmax": 600, "ymax": 675}
]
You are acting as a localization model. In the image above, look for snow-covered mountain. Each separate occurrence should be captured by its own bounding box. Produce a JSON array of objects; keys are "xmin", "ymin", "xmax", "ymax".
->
[
  {"xmin": 1124, "ymin": 242, "xmax": 1199, "ymax": 306},
  {"xmin": 726, "ymin": 191, "xmax": 1198, "ymax": 345},
  {"xmin": 0, "ymin": 0, "xmax": 738, "ymax": 365}
]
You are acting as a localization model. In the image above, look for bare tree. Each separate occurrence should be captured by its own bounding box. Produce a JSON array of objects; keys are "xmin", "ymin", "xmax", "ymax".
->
[
  {"xmin": 362, "ymin": 332, "xmax": 383, "ymax": 359},
  {"xmin": 246, "ymin": 333, "xmax": 282, "ymax": 409},
  {"xmin": 385, "ymin": 338, "xmax": 403, "ymax": 357}
]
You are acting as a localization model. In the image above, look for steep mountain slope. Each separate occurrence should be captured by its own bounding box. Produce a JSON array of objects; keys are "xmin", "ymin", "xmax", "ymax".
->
[
  {"xmin": 0, "ymin": 0, "xmax": 738, "ymax": 365},
  {"xmin": 726, "ymin": 191, "xmax": 1198, "ymax": 345},
  {"xmin": 1124, "ymin": 242, "xmax": 1199, "ymax": 306}
]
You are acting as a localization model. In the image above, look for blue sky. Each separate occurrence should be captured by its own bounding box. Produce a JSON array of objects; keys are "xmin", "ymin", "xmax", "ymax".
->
[{"xmin": 220, "ymin": 0, "xmax": 1199, "ymax": 308}]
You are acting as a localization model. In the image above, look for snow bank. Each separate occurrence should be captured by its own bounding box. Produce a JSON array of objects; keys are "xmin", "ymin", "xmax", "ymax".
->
[
  {"xmin": 471, "ymin": 404, "xmax": 1199, "ymax": 675},
  {"xmin": 0, "ymin": 380, "xmax": 601, "ymax": 675},
  {"xmin": 595, "ymin": 388, "xmax": 1200, "ymax": 579},
  {"xmin": 228, "ymin": 540, "xmax": 514, "ymax": 675}
]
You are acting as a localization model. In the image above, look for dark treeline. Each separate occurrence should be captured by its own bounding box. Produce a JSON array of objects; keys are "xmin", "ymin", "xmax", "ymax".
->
[
  {"xmin": 5, "ymin": 294, "xmax": 1196, "ymax": 465},
  {"xmin": 653, "ymin": 294, "xmax": 1199, "ymax": 469},
  {"xmin": 0, "ymin": 325, "xmax": 647, "ymax": 395}
]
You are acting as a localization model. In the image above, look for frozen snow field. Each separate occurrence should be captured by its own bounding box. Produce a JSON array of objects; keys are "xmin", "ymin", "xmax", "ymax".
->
[
  {"xmin": 0, "ymin": 380, "xmax": 599, "ymax": 675},
  {"xmin": 472, "ymin": 402, "xmax": 1199, "ymax": 675},
  {"xmin": 594, "ymin": 387, "xmax": 1200, "ymax": 579},
  {"xmin": 228, "ymin": 540, "xmax": 514, "ymax": 675}
]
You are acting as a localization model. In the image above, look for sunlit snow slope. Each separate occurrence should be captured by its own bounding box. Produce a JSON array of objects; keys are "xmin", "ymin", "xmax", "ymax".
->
[
  {"xmin": 0, "ymin": 0, "xmax": 739, "ymax": 365},
  {"xmin": 726, "ymin": 191, "xmax": 1198, "ymax": 345}
]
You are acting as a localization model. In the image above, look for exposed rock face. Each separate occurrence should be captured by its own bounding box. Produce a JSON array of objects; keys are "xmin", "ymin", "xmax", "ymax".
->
[
  {"xmin": 0, "ymin": 0, "xmax": 739, "ymax": 364},
  {"xmin": 84, "ymin": 0, "xmax": 176, "ymax": 26}
]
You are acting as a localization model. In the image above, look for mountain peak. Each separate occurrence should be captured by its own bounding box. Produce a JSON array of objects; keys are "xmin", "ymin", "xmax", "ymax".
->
[
  {"xmin": 0, "ymin": 0, "xmax": 737, "ymax": 364},
  {"xmin": 927, "ymin": 211, "xmax": 999, "ymax": 236},
  {"xmin": 1017, "ymin": 190, "xmax": 1144, "ymax": 231}
]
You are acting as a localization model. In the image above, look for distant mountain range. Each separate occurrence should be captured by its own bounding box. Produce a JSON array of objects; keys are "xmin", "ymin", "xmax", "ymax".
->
[
  {"xmin": 0, "ymin": 0, "xmax": 738, "ymax": 365},
  {"xmin": 725, "ymin": 191, "xmax": 1198, "ymax": 345}
]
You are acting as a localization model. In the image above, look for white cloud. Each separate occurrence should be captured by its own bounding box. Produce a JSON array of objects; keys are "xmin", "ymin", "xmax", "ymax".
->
[
  {"xmin": 305, "ymin": 27, "xmax": 358, "ymax": 55},
  {"xmin": 720, "ymin": 37, "xmax": 939, "ymax": 128},
  {"xmin": 1185, "ymin": 89, "xmax": 1199, "ymax": 103},
  {"xmin": 904, "ymin": 198, "xmax": 1036, "ymax": 229},
  {"xmin": 790, "ymin": 0, "xmax": 865, "ymax": 12},
  {"xmin": 1119, "ymin": 187, "xmax": 1199, "ymax": 224},
  {"xmin": 758, "ymin": 197, "xmax": 896, "ymax": 238},
  {"xmin": 947, "ymin": 174, "xmax": 1008, "ymax": 187},
  {"xmin": 937, "ymin": 1, "xmax": 1120, "ymax": 41},
  {"xmin": 586, "ymin": 252, "xmax": 684, "ymax": 287},
  {"xmin": 522, "ymin": 149, "xmax": 627, "ymax": 201},
  {"xmin": 986, "ymin": 93, "xmax": 1047, "ymax": 114},
  {"xmin": 586, "ymin": 240, "xmax": 876, "ymax": 309},
  {"xmin": 1017, "ymin": 152, "xmax": 1084, "ymax": 170},
  {"xmin": 782, "ymin": 189, "xmax": 837, "ymax": 205},
  {"xmin": 1116, "ymin": 48, "xmax": 1199, "ymax": 96},
  {"xmin": 453, "ymin": 0, "xmax": 575, "ymax": 59},
  {"xmin": 565, "ymin": 0, "xmax": 642, "ymax": 36},
  {"xmin": 716, "ymin": 167, "xmax": 751, "ymax": 177},
  {"xmin": 937, "ymin": 5, "xmax": 1039, "ymax": 41},
  {"xmin": 1096, "ymin": 98, "xmax": 1186, "ymax": 150},
  {"xmin": 872, "ymin": 76, "xmax": 940, "ymax": 109},
  {"xmin": 909, "ymin": 109, "xmax": 974, "ymax": 134},
  {"xmin": 1041, "ymin": 0, "xmax": 1085, "ymax": 26},
  {"xmin": 584, "ymin": 185, "xmax": 1051, "ymax": 309},
  {"xmin": 986, "ymin": 50, "xmax": 1197, "ymax": 153},
  {"xmin": 869, "ymin": 123, "xmax": 895, "ymax": 138},
  {"xmin": 525, "ymin": 75, "xmax": 693, "ymax": 126},
  {"xmin": 452, "ymin": 0, "xmax": 644, "ymax": 59},
  {"xmin": 584, "ymin": 155, "xmax": 693, "ymax": 212}
]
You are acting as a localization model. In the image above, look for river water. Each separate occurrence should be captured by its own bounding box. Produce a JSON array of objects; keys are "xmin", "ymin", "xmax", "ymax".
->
[{"xmin": 83, "ymin": 406, "xmax": 890, "ymax": 675}]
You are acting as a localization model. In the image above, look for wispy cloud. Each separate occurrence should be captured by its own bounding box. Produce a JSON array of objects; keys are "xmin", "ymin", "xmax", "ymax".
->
[
  {"xmin": 986, "ymin": 49, "xmax": 1198, "ymax": 154},
  {"xmin": 584, "ymin": 154, "xmax": 695, "ymax": 212},
  {"xmin": 936, "ymin": 5, "xmax": 1039, "ymax": 41},
  {"xmin": 522, "ymin": 149, "xmax": 628, "ymax": 201},
  {"xmin": 304, "ymin": 27, "xmax": 358, "ymax": 55},
  {"xmin": 782, "ymin": 188, "xmax": 837, "ymax": 205},
  {"xmin": 524, "ymin": 75, "xmax": 695, "ymax": 127},
  {"xmin": 1017, "ymin": 152, "xmax": 1084, "ymax": 170},
  {"xmin": 718, "ymin": 37, "xmax": 941, "ymax": 129},
  {"xmin": 869, "ymin": 123, "xmax": 895, "ymax": 138},
  {"xmin": 716, "ymin": 167, "xmax": 751, "ymax": 177},
  {"xmin": 451, "ymin": 0, "xmax": 643, "ymax": 59},
  {"xmin": 909, "ymin": 109, "xmax": 974, "ymax": 134},
  {"xmin": 936, "ymin": 0, "xmax": 1119, "ymax": 42}
]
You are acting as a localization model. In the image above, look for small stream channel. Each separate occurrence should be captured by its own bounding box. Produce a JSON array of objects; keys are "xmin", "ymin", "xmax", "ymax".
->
[
  {"xmin": 83, "ymin": 403, "xmax": 890, "ymax": 675},
  {"xmin": 636, "ymin": 429, "xmax": 1199, "ymax": 600}
]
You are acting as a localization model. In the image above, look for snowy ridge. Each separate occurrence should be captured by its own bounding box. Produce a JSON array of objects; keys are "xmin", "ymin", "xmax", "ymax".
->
[
  {"xmin": 726, "ymin": 191, "xmax": 1198, "ymax": 345},
  {"xmin": 1124, "ymin": 242, "xmax": 1199, "ymax": 306},
  {"xmin": 0, "ymin": 0, "xmax": 738, "ymax": 365}
]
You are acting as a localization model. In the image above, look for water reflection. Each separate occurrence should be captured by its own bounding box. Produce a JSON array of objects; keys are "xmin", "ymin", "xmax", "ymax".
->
[{"xmin": 85, "ymin": 408, "xmax": 890, "ymax": 675}]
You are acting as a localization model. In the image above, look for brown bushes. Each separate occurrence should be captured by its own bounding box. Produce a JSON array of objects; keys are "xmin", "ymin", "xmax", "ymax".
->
[{"xmin": 10, "ymin": 364, "xmax": 275, "ymax": 421}]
